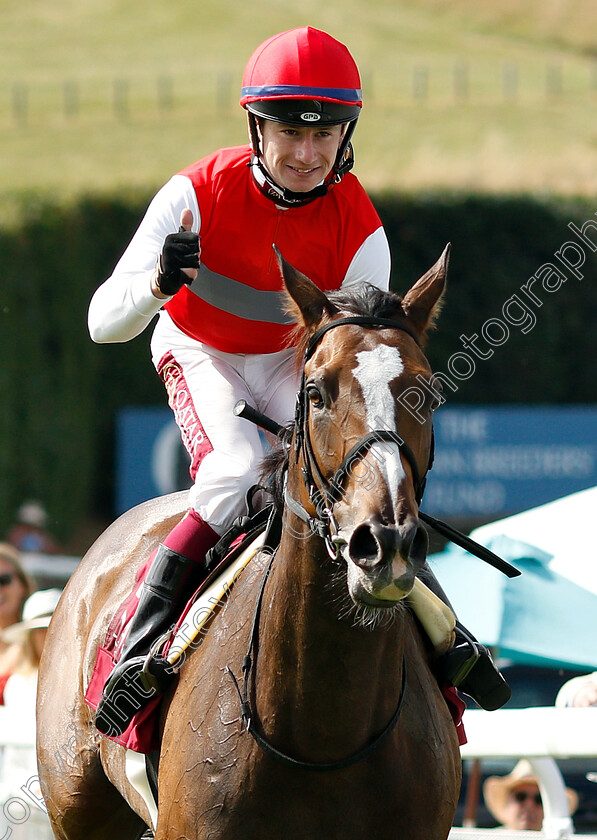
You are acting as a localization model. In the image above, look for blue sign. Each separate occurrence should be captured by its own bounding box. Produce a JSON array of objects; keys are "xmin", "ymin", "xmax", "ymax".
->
[
  {"xmin": 424, "ymin": 405, "xmax": 597, "ymax": 517},
  {"xmin": 116, "ymin": 407, "xmax": 190, "ymax": 514},
  {"xmin": 116, "ymin": 405, "xmax": 597, "ymax": 520}
]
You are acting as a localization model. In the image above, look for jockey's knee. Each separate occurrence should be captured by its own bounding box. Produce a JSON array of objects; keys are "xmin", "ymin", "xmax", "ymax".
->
[{"xmin": 189, "ymin": 451, "xmax": 261, "ymax": 534}]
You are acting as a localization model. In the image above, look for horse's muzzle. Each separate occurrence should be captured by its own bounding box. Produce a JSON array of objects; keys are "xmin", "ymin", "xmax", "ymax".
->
[{"xmin": 345, "ymin": 517, "xmax": 428, "ymax": 603}]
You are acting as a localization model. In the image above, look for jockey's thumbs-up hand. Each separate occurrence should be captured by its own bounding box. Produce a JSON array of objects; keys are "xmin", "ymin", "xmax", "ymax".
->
[{"xmin": 154, "ymin": 209, "xmax": 200, "ymax": 297}]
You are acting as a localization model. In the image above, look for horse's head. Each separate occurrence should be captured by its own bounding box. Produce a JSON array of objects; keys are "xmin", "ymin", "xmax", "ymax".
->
[{"xmin": 277, "ymin": 245, "xmax": 448, "ymax": 615}]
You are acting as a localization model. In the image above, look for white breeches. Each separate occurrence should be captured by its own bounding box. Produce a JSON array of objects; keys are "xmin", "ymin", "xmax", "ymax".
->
[{"xmin": 151, "ymin": 312, "xmax": 298, "ymax": 534}]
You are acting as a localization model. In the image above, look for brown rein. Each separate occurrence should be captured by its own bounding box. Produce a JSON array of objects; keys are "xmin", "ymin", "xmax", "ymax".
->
[
  {"xmin": 226, "ymin": 548, "xmax": 407, "ymax": 771},
  {"xmin": 226, "ymin": 316, "xmax": 423, "ymax": 770}
]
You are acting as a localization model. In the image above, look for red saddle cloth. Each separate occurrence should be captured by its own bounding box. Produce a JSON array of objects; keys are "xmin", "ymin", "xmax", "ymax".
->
[
  {"xmin": 84, "ymin": 530, "xmax": 250, "ymax": 753},
  {"xmin": 85, "ymin": 555, "xmax": 163, "ymax": 753},
  {"xmin": 444, "ymin": 685, "xmax": 467, "ymax": 746}
]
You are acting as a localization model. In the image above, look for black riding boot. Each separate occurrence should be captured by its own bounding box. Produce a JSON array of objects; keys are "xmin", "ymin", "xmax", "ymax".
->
[
  {"xmin": 418, "ymin": 563, "xmax": 511, "ymax": 711},
  {"xmin": 94, "ymin": 545, "xmax": 201, "ymax": 737}
]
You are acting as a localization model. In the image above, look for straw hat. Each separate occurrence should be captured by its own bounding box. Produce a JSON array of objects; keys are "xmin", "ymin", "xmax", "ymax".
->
[
  {"xmin": 483, "ymin": 760, "xmax": 578, "ymax": 824},
  {"xmin": 1, "ymin": 588, "xmax": 61, "ymax": 644}
]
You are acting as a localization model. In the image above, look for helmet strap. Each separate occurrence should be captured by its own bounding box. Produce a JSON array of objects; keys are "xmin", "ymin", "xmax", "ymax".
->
[
  {"xmin": 247, "ymin": 112, "xmax": 262, "ymax": 157},
  {"xmin": 246, "ymin": 113, "xmax": 357, "ymax": 209},
  {"xmin": 249, "ymin": 156, "xmax": 327, "ymax": 208},
  {"xmin": 333, "ymin": 122, "xmax": 357, "ymax": 179}
]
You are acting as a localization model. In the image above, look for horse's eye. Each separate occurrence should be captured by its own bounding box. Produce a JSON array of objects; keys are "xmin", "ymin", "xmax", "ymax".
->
[
  {"xmin": 428, "ymin": 375, "xmax": 443, "ymax": 411},
  {"xmin": 306, "ymin": 385, "xmax": 324, "ymax": 408}
]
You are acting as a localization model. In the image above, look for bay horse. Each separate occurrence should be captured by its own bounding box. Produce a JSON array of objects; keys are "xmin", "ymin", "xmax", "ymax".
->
[{"xmin": 37, "ymin": 245, "xmax": 461, "ymax": 840}]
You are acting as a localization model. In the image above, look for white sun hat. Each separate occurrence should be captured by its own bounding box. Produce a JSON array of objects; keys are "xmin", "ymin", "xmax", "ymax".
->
[{"xmin": 1, "ymin": 588, "xmax": 61, "ymax": 644}]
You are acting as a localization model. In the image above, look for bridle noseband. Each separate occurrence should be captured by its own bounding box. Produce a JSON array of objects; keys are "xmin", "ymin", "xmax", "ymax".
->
[{"xmin": 286, "ymin": 315, "xmax": 433, "ymax": 558}]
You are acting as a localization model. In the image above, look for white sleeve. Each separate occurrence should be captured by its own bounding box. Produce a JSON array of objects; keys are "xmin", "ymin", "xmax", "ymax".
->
[
  {"xmin": 341, "ymin": 226, "xmax": 391, "ymax": 293},
  {"xmin": 88, "ymin": 174, "xmax": 200, "ymax": 343}
]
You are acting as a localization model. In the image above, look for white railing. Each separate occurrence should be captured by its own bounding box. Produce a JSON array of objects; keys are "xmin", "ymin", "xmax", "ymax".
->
[
  {"xmin": 21, "ymin": 552, "xmax": 80, "ymax": 588},
  {"xmin": 450, "ymin": 708, "xmax": 597, "ymax": 840},
  {"xmin": 0, "ymin": 708, "xmax": 54, "ymax": 839}
]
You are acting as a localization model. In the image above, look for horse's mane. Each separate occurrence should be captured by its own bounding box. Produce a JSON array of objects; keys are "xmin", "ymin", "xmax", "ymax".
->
[
  {"xmin": 261, "ymin": 283, "xmax": 404, "ymax": 510},
  {"xmin": 288, "ymin": 282, "xmax": 404, "ymax": 361}
]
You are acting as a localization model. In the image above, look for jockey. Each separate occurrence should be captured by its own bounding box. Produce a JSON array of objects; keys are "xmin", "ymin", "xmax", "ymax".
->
[{"xmin": 88, "ymin": 27, "xmax": 509, "ymax": 736}]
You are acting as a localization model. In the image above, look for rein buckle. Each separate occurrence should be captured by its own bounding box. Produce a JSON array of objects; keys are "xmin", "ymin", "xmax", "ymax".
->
[{"xmin": 321, "ymin": 506, "xmax": 342, "ymax": 560}]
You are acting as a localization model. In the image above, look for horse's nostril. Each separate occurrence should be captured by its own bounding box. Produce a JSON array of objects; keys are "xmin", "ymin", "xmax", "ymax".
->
[
  {"xmin": 348, "ymin": 523, "xmax": 380, "ymax": 569},
  {"xmin": 410, "ymin": 524, "xmax": 429, "ymax": 566},
  {"xmin": 348, "ymin": 519, "xmax": 425, "ymax": 571}
]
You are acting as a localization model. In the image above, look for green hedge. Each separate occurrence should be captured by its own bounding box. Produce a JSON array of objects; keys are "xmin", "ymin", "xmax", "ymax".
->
[
  {"xmin": 376, "ymin": 194, "xmax": 597, "ymax": 403},
  {"xmin": 0, "ymin": 192, "xmax": 595, "ymax": 542}
]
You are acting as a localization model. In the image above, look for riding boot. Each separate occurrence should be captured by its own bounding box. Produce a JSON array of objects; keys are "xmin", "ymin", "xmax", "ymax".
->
[
  {"xmin": 417, "ymin": 563, "xmax": 511, "ymax": 711},
  {"xmin": 95, "ymin": 544, "xmax": 208, "ymax": 737}
]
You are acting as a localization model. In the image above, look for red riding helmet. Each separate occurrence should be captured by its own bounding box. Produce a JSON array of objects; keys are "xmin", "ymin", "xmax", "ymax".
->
[
  {"xmin": 241, "ymin": 27, "xmax": 362, "ymax": 126},
  {"xmin": 240, "ymin": 27, "xmax": 363, "ymax": 205}
]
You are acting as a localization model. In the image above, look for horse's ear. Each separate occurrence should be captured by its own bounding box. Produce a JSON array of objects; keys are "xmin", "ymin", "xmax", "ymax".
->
[
  {"xmin": 274, "ymin": 246, "xmax": 338, "ymax": 329},
  {"xmin": 400, "ymin": 243, "xmax": 450, "ymax": 341}
]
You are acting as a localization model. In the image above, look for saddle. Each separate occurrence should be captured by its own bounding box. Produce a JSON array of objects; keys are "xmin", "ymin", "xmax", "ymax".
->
[
  {"xmin": 86, "ymin": 484, "xmax": 460, "ymax": 753},
  {"xmin": 84, "ymin": 492, "xmax": 281, "ymax": 750}
]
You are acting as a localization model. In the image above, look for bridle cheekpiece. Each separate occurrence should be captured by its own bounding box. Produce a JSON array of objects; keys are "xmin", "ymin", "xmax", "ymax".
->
[{"xmin": 285, "ymin": 315, "xmax": 431, "ymax": 559}]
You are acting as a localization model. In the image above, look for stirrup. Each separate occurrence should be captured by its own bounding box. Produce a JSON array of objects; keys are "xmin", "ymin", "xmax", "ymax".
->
[
  {"xmin": 438, "ymin": 636, "xmax": 511, "ymax": 711},
  {"xmin": 439, "ymin": 640, "xmax": 481, "ymax": 687},
  {"xmin": 458, "ymin": 650, "xmax": 512, "ymax": 711},
  {"xmin": 94, "ymin": 630, "xmax": 177, "ymax": 737}
]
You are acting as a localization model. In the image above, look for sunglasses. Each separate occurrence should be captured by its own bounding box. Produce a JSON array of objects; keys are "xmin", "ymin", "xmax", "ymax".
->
[{"xmin": 513, "ymin": 790, "xmax": 542, "ymax": 806}]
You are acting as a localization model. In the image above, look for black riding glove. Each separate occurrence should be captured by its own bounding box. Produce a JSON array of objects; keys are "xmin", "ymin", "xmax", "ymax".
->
[{"xmin": 156, "ymin": 228, "xmax": 200, "ymax": 296}]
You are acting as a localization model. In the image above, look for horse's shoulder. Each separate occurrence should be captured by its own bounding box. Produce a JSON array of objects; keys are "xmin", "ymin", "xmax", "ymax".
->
[{"xmin": 69, "ymin": 492, "xmax": 188, "ymax": 599}]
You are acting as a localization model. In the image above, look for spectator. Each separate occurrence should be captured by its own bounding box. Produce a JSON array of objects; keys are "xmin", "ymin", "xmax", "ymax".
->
[
  {"xmin": 0, "ymin": 544, "xmax": 32, "ymax": 690},
  {"xmin": 6, "ymin": 501, "xmax": 61, "ymax": 555},
  {"xmin": 0, "ymin": 589, "xmax": 61, "ymax": 840},
  {"xmin": 483, "ymin": 759, "xmax": 578, "ymax": 832},
  {"xmin": 555, "ymin": 672, "xmax": 597, "ymax": 708},
  {"xmin": 556, "ymin": 673, "xmax": 597, "ymax": 794},
  {"xmin": 2, "ymin": 588, "xmax": 62, "ymax": 686}
]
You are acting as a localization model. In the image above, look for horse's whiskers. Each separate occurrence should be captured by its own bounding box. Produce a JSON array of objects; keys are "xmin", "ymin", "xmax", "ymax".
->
[
  {"xmin": 324, "ymin": 567, "xmax": 401, "ymax": 631},
  {"xmin": 352, "ymin": 602, "xmax": 400, "ymax": 631}
]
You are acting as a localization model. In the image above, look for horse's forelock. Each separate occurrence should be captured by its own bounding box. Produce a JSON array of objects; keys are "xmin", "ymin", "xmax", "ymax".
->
[
  {"xmin": 328, "ymin": 283, "xmax": 404, "ymax": 320},
  {"xmin": 285, "ymin": 283, "xmax": 405, "ymax": 367},
  {"xmin": 265, "ymin": 283, "xmax": 407, "ymax": 505}
]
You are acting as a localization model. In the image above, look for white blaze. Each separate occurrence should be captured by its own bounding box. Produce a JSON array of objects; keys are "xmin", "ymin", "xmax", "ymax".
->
[{"xmin": 353, "ymin": 345, "xmax": 405, "ymax": 512}]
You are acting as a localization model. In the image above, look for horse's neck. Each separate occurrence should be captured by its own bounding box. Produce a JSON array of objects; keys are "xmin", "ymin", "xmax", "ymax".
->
[{"xmin": 253, "ymin": 517, "xmax": 407, "ymax": 755}]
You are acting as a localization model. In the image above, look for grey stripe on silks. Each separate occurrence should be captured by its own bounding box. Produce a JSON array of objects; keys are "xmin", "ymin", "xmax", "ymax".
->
[{"xmin": 188, "ymin": 263, "xmax": 294, "ymax": 325}]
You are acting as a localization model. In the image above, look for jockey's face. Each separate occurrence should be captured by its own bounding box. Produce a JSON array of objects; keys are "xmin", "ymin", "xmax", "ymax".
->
[{"xmin": 259, "ymin": 120, "xmax": 344, "ymax": 193}]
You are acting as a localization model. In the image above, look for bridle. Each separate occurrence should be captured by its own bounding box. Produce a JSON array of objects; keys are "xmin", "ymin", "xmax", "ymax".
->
[
  {"xmin": 284, "ymin": 314, "xmax": 517, "ymax": 572},
  {"xmin": 285, "ymin": 315, "xmax": 433, "ymax": 559},
  {"xmin": 227, "ymin": 314, "xmax": 519, "ymax": 770},
  {"xmin": 228, "ymin": 315, "xmax": 426, "ymax": 771}
]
